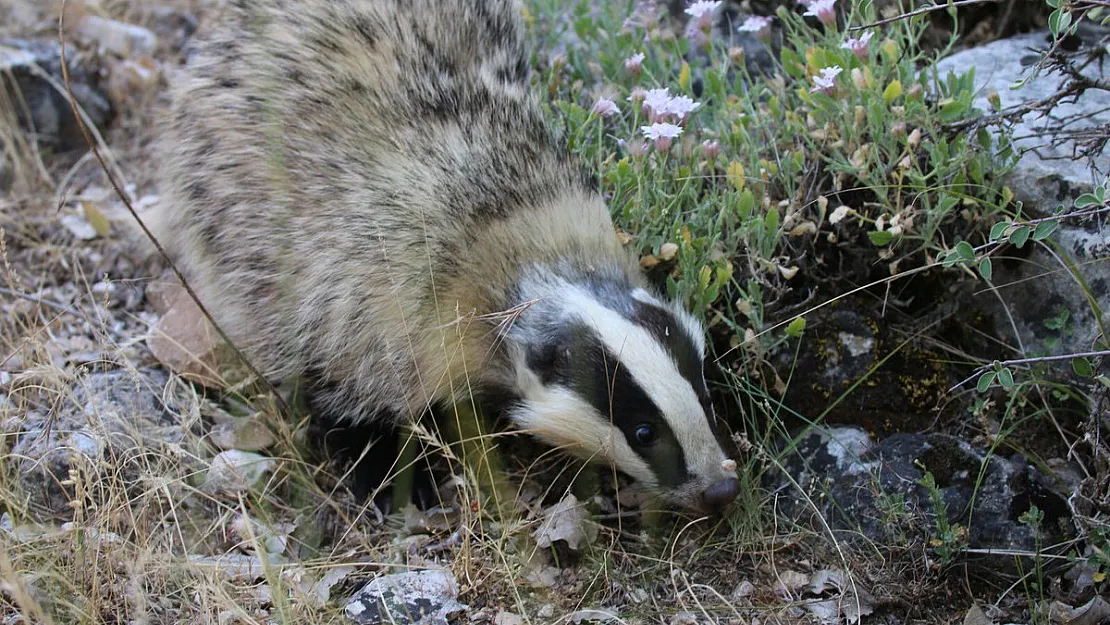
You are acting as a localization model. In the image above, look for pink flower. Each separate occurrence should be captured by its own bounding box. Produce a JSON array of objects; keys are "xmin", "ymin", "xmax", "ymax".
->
[
  {"xmin": 663, "ymin": 94, "xmax": 701, "ymax": 121},
  {"xmin": 701, "ymin": 139, "xmax": 720, "ymax": 160},
  {"xmin": 625, "ymin": 52, "xmax": 646, "ymax": 75},
  {"xmin": 623, "ymin": 1, "xmax": 660, "ymax": 32},
  {"xmin": 641, "ymin": 122, "xmax": 683, "ymax": 153},
  {"xmin": 841, "ymin": 31, "xmax": 873, "ymax": 60},
  {"xmin": 810, "ymin": 65, "xmax": 842, "ymax": 95},
  {"xmin": 803, "ymin": 0, "xmax": 837, "ymax": 26},
  {"xmin": 627, "ymin": 87, "xmax": 647, "ymax": 106},
  {"xmin": 592, "ymin": 97, "xmax": 619, "ymax": 117},
  {"xmin": 684, "ymin": 0, "xmax": 721, "ymax": 31},
  {"xmin": 737, "ymin": 15, "xmax": 773, "ymax": 40},
  {"xmin": 641, "ymin": 87, "xmax": 673, "ymax": 121}
]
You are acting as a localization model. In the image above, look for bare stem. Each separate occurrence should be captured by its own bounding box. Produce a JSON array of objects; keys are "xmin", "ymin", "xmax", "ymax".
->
[{"xmin": 849, "ymin": 0, "xmax": 1002, "ymax": 30}]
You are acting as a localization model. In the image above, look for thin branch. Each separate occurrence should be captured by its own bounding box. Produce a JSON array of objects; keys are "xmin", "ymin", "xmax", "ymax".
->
[
  {"xmin": 0, "ymin": 286, "xmax": 81, "ymax": 316},
  {"xmin": 849, "ymin": 0, "xmax": 1002, "ymax": 30},
  {"xmin": 948, "ymin": 350, "xmax": 1110, "ymax": 392}
]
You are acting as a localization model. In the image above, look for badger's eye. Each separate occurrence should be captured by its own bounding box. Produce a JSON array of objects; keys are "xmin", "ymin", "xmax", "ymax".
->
[{"xmin": 633, "ymin": 424, "xmax": 656, "ymax": 445}]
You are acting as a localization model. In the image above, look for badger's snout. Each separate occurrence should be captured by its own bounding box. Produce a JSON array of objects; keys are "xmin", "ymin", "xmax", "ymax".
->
[{"xmin": 702, "ymin": 477, "xmax": 740, "ymax": 511}]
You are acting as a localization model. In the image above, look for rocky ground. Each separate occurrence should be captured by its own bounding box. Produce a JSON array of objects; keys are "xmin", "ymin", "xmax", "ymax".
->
[{"xmin": 2, "ymin": 1, "xmax": 1108, "ymax": 624}]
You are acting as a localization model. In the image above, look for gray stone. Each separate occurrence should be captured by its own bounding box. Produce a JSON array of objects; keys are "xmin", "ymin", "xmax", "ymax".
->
[
  {"xmin": 771, "ymin": 426, "xmax": 1076, "ymax": 555},
  {"xmin": 0, "ymin": 38, "xmax": 113, "ymax": 150},
  {"xmin": 10, "ymin": 368, "xmax": 188, "ymax": 517},
  {"xmin": 202, "ymin": 450, "xmax": 275, "ymax": 496},
  {"xmin": 935, "ymin": 29, "xmax": 1109, "ymax": 210},
  {"xmin": 981, "ymin": 221, "xmax": 1109, "ymax": 359},
  {"xmin": 345, "ymin": 569, "xmax": 468, "ymax": 625}
]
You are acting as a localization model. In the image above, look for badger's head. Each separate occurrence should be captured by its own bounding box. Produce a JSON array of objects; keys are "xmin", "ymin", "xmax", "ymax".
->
[{"xmin": 503, "ymin": 274, "xmax": 740, "ymax": 514}]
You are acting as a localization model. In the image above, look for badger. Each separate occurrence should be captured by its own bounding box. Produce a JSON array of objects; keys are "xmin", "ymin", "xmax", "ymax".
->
[{"xmin": 152, "ymin": 0, "xmax": 741, "ymax": 513}]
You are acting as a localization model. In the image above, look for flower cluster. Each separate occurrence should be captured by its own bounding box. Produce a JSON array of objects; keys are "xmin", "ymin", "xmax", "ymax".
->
[
  {"xmin": 640, "ymin": 122, "xmax": 683, "ymax": 153},
  {"xmin": 801, "ymin": 0, "xmax": 837, "ymax": 26},
  {"xmin": 841, "ymin": 31, "xmax": 873, "ymax": 60},
  {"xmin": 592, "ymin": 97, "xmax": 620, "ymax": 117},
  {"xmin": 625, "ymin": 52, "xmax": 646, "ymax": 76},
  {"xmin": 684, "ymin": 1, "xmax": 721, "ymax": 31},
  {"xmin": 810, "ymin": 65, "xmax": 842, "ymax": 95},
  {"xmin": 634, "ymin": 87, "xmax": 701, "ymax": 123},
  {"xmin": 737, "ymin": 15, "xmax": 773, "ymax": 41}
]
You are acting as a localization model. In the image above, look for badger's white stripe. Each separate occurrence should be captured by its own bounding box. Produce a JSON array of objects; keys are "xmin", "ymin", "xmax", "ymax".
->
[
  {"xmin": 631, "ymin": 288, "xmax": 707, "ymax": 356},
  {"xmin": 506, "ymin": 385, "xmax": 657, "ymax": 487},
  {"xmin": 562, "ymin": 288, "xmax": 726, "ymax": 481}
]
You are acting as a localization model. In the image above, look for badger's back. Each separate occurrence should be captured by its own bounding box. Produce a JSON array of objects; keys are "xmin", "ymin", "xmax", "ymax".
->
[{"xmin": 156, "ymin": 0, "xmax": 636, "ymax": 420}]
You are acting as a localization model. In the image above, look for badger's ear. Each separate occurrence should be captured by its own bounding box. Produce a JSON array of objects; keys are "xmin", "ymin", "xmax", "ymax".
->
[{"xmin": 524, "ymin": 327, "xmax": 572, "ymax": 385}]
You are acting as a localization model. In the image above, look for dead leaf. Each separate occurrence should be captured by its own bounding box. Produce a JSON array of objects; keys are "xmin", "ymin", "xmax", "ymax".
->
[
  {"xmin": 963, "ymin": 603, "xmax": 993, "ymax": 625},
  {"xmin": 809, "ymin": 569, "xmax": 845, "ymax": 595},
  {"xmin": 532, "ymin": 494, "xmax": 596, "ymax": 551},
  {"xmin": 659, "ymin": 242, "xmax": 679, "ymax": 261},
  {"xmin": 81, "ymin": 203, "xmax": 112, "ymax": 237},
  {"xmin": 773, "ymin": 569, "xmax": 809, "ymax": 596},
  {"xmin": 1050, "ymin": 597, "xmax": 1110, "ymax": 625}
]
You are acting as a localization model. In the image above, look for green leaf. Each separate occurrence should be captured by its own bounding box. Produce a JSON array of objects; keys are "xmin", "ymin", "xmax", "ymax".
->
[
  {"xmin": 990, "ymin": 221, "xmax": 1011, "ymax": 241},
  {"xmin": 1032, "ymin": 220, "xmax": 1059, "ymax": 241},
  {"xmin": 1072, "ymin": 357, "xmax": 1094, "ymax": 377},
  {"xmin": 936, "ymin": 194, "xmax": 959, "ymax": 214},
  {"xmin": 869, "ymin": 230, "xmax": 894, "ymax": 246},
  {"xmin": 1074, "ymin": 193, "xmax": 1102, "ymax": 209},
  {"xmin": 977, "ymin": 371, "xmax": 997, "ymax": 393},
  {"xmin": 736, "ymin": 189, "xmax": 755, "ymax": 220},
  {"xmin": 998, "ymin": 367, "xmax": 1014, "ymax": 389},
  {"xmin": 1049, "ymin": 8, "xmax": 1072, "ymax": 39},
  {"xmin": 978, "ymin": 257, "xmax": 993, "ymax": 281},
  {"xmin": 764, "ymin": 207, "xmax": 780, "ymax": 233},
  {"xmin": 955, "ymin": 240, "xmax": 976, "ymax": 261},
  {"xmin": 785, "ymin": 316, "xmax": 806, "ymax": 338},
  {"xmin": 1009, "ymin": 226, "xmax": 1031, "ymax": 248}
]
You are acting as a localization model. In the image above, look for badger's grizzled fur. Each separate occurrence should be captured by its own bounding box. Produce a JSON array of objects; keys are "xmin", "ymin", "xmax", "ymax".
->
[{"xmin": 155, "ymin": 0, "xmax": 741, "ymax": 512}]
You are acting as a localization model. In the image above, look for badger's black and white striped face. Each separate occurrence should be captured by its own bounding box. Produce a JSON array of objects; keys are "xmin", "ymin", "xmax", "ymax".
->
[{"xmin": 508, "ymin": 283, "xmax": 740, "ymax": 513}]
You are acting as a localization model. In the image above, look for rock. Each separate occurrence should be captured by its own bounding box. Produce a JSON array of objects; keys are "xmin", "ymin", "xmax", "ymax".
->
[
  {"xmin": 771, "ymin": 426, "xmax": 1076, "ymax": 557},
  {"xmin": 493, "ymin": 612, "xmax": 523, "ymax": 625},
  {"xmin": 344, "ymin": 569, "xmax": 468, "ymax": 625},
  {"xmin": 74, "ymin": 16, "xmax": 157, "ymax": 58},
  {"xmin": 567, "ymin": 609, "xmax": 620, "ymax": 624},
  {"xmin": 731, "ymin": 580, "xmax": 755, "ymax": 601},
  {"xmin": 9, "ymin": 368, "xmax": 188, "ymax": 517},
  {"xmin": 202, "ymin": 450, "xmax": 275, "ymax": 496},
  {"xmin": 935, "ymin": 29, "xmax": 1110, "ymax": 210},
  {"xmin": 208, "ymin": 411, "xmax": 277, "ymax": 452},
  {"xmin": 769, "ymin": 305, "xmax": 950, "ymax": 435},
  {"xmin": 0, "ymin": 38, "xmax": 113, "ymax": 150},
  {"xmin": 980, "ymin": 221, "xmax": 1109, "ymax": 359},
  {"xmin": 186, "ymin": 553, "xmax": 279, "ymax": 583}
]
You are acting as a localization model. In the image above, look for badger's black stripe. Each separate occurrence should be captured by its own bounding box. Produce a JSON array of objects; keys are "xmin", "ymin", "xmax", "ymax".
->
[
  {"xmin": 628, "ymin": 300, "xmax": 708, "ymax": 402},
  {"xmin": 540, "ymin": 325, "xmax": 690, "ymax": 488}
]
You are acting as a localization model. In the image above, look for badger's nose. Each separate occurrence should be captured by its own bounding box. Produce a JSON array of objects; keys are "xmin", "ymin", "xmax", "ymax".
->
[{"xmin": 702, "ymin": 477, "xmax": 740, "ymax": 511}]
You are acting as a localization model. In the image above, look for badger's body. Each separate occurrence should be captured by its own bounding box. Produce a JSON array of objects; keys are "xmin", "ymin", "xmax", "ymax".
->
[{"xmin": 155, "ymin": 0, "xmax": 740, "ymax": 512}]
